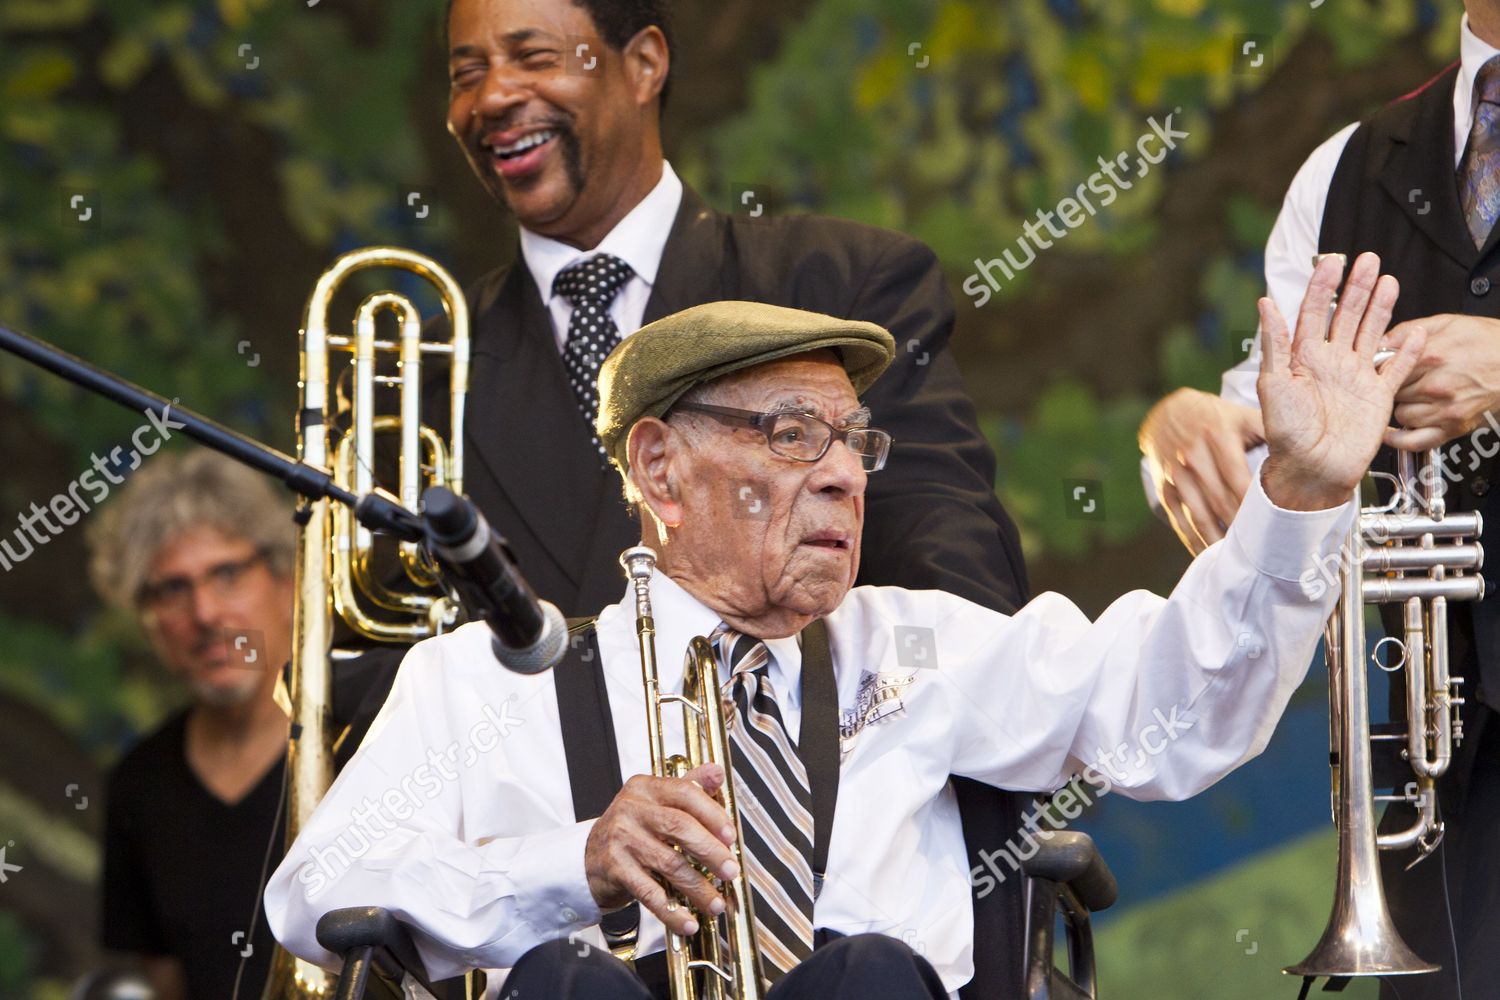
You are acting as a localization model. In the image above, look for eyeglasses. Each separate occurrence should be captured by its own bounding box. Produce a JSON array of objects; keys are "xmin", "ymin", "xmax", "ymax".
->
[
  {"xmin": 138, "ymin": 549, "xmax": 270, "ymax": 616},
  {"xmin": 672, "ymin": 402, "xmax": 892, "ymax": 472}
]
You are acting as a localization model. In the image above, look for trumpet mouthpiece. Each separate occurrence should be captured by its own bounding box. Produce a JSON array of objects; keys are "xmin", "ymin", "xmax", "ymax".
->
[{"xmin": 620, "ymin": 545, "xmax": 657, "ymax": 579}]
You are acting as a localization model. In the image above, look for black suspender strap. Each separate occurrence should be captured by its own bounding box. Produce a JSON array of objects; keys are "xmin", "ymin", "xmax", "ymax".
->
[
  {"xmin": 555, "ymin": 617, "xmax": 639, "ymax": 949},
  {"xmin": 553, "ymin": 615, "xmax": 842, "ymax": 935},
  {"xmin": 557, "ymin": 617, "xmax": 624, "ymax": 816},
  {"xmin": 798, "ymin": 617, "xmax": 840, "ymax": 896}
]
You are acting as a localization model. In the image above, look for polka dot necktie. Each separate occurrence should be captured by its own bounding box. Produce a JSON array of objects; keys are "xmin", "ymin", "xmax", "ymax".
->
[
  {"xmin": 1460, "ymin": 54, "xmax": 1500, "ymax": 249},
  {"xmin": 710, "ymin": 623, "xmax": 815, "ymax": 984},
  {"xmin": 553, "ymin": 254, "xmax": 635, "ymax": 464}
]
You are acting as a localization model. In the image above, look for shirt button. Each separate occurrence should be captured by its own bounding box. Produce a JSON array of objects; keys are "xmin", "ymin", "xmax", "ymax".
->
[
  {"xmin": 1472, "ymin": 475, "xmax": 1490, "ymax": 497},
  {"xmin": 1472, "ymin": 276, "xmax": 1491, "ymax": 296}
]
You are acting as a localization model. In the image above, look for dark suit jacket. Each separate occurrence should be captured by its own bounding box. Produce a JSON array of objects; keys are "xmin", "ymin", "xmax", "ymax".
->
[{"xmin": 445, "ymin": 184, "xmax": 1030, "ymax": 618}]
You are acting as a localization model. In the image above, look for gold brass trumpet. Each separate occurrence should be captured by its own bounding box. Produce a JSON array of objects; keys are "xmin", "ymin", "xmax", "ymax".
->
[
  {"xmin": 1287, "ymin": 312, "xmax": 1484, "ymax": 977},
  {"xmin": 263, "ymin": 247, "xmax": 471, "ymax": 1000},
  {"xmin": 620, "ymin": 545, "xmax": 766, "ymax": 1000}
]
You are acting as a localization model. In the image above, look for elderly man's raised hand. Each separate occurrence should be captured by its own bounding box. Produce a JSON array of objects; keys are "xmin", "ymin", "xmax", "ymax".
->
[{"xmin": 1256, "ymin": 252, "xmax": 1425, "ymax": 511}]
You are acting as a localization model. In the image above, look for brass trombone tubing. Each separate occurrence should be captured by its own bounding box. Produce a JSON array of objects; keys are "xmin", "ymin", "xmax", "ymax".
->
[
  {"xmin": 311, "ymin": 247, "xmax": 468, "ymax": 643},
  {"xmin": 266, "ymin": 246, "xmax": 470, "ymax": 1000}
]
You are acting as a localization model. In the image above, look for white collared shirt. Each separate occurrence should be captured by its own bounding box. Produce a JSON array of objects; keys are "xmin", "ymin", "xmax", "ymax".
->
[
  {"xmin": 264, "ymin": 476, "xmax": 1351, "ymax": 996},
  {"xmin": 519, "ymin": 160, "xmax": 684, "ymax": 350},
  {"xmin": 1142, "ymin": 16, "xmax": 1499, "ymax": 510}
]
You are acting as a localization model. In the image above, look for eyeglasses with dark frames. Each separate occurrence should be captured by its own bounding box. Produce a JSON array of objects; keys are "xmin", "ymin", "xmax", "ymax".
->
[
  {"xmin": 138, "ymin": 548, "xmax": 271, "ymax": 616},
  {"xmin": 671, "ymin": 402, "xmax": 891, "ymax": 472}
]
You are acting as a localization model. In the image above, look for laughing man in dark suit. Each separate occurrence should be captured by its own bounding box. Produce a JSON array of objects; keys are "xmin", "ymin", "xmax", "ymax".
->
[
  {"xmin": 439, "ymin": 0, "xmax": 1028, "ymax": 620},
  {"xmin": 430, "ymin": 2, "xmax": 1031, "ymax": 992}
]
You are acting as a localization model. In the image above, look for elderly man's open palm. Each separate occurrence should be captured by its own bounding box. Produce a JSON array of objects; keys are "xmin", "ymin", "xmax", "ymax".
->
[{"xmin": 1255, "ymin": 252, "xmax": 1426, "ymax": 512}]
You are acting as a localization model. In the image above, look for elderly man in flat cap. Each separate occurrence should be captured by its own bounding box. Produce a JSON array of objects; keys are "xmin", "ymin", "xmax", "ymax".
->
[{"xmin": 266, "ymin": 255, "xmax": 1421, "ymax": 999}]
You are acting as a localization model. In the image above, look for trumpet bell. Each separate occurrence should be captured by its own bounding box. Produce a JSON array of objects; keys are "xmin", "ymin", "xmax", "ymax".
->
[{"xmin": 1284, "ymin": 841, "xmax": 1438, "ymax": 977}]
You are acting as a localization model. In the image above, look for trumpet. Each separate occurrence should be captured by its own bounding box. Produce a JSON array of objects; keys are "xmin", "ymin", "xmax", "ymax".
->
[
  {"xmin": 1287, "ymin": 413, "xmax": 1484, "ymax": 976},
  {"xmin": 620, "ymin": 546, "xmax": 766, "ymax": 1000},
  {"xmin": 263, "ymin": 247, "xmax": 471, "ymax": 1000},
  {"xmin": 1288, "ymin": 256, "xmax": 1485, "ymax": 979}
]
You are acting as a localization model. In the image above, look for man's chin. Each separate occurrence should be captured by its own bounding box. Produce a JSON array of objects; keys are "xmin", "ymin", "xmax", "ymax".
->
[
  {"xmin": 190, "ymin": 673, "xmax": 262, "ymax": 708},
  {"xmin": 478, "ymin": 164, "xmax": 572, "ymax": 227},
  {"xmin": 775, "ymin": 575, "xmax": 853, "ymax": 621}
]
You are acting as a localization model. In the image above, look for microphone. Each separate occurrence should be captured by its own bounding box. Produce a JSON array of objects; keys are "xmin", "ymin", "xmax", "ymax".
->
[{"xmin": 420, "ymin": 487, "xmax": 568, "ymax": 674}]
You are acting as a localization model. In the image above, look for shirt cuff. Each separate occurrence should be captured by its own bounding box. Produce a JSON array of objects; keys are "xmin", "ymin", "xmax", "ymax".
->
[
  {"xmin": 504, "ymin": 818, "xmax": 602, "ymax": 939},
  {"xmin": 1228, "ymin": 468, "xmax": 1354, "ymax": 583},
  {"xmin": 1140, "ymin": 454, "xmax": 1167, "ymax": 520}
]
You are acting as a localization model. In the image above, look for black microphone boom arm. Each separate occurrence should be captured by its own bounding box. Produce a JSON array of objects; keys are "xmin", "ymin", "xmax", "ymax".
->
[{"xmin": 0, "ymin": 322, "xmax": 421, "ymax": 541}]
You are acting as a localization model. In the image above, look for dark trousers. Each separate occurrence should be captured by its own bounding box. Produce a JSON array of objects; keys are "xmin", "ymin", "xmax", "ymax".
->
[
  {"xmin": 1377, "ymin": 705, "xmax": 1500, "ymax": 1000},
  {"xmin": 499, "ymin": 931, "xmax": 948, "ymax": 1000}
]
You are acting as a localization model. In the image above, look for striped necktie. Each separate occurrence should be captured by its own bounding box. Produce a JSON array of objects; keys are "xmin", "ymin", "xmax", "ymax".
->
[
  {"xmin": 710, "ymin": 624, "xmax": 815, "ymax": 983},
  {"xmin": 1460, "ymin": 54, "xmax": 1500, "ymax": 249}
]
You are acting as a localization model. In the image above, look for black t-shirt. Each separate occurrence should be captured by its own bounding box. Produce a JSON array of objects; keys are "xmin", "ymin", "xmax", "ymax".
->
[{"xmin": 102, "ymin": 710, "xmax": 286, "ymax": 1000}]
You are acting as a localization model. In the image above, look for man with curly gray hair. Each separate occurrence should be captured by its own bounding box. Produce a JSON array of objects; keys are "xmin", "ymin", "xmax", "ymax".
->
[{"xmin": 91, "ymin": 448, "xmax": 296, "ymax": 1000}]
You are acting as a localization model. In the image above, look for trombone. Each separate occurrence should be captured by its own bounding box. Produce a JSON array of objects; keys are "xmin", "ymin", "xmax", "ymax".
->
[
  {"xmin": 263, "ymin": 246, "xmax": 470, "ymax": 1000},
  {"xmin": 620, "ymin": 545, "xmax": 766, "ymax": 1000}
]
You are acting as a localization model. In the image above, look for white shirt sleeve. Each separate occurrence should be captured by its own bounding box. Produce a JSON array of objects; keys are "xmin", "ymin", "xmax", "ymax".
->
[
  {"xmin": 262, "ymin": 641, "xmax": 602, "ymax": 979},
  {"xmin": 1141, "ymin": 122, "xmax": 1358, "ymax": 515},
  {"xmin": 946, "ymin": 472, "xmax": 1352, "ymax": 800}
]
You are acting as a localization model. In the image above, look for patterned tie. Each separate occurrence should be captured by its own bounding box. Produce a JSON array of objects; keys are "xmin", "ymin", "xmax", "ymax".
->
[
  {"xmin": 1459, "ymin": 54, "xmax": 1500, "ymax": 248},
  {"xmin": 552, "ymin": 254, "xmax": 634, "ymax": 463},
  {"xmin": 710, "ymin": 624, "xmax": 816, "ymax": 983}
]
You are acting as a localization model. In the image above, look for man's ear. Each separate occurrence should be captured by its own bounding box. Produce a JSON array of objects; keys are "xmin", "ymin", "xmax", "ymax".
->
[
  {"xmin": 623, "ymin": 25, "xmax": 669, "ymax": 110},
  {"xmin": 627, "ymin": 418, "xmax": 682, "ymax": 527}
]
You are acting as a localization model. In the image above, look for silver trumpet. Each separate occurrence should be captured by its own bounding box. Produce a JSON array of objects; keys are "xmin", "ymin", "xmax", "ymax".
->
[{"xmin": 1287, "ymin": 284, "xmax": 1485, "ymax": 977}]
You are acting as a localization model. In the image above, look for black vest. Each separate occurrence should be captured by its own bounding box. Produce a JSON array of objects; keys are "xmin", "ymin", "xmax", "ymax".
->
[{"xmin": 1319, "ymin": 62, "xmax": 1500, "ymax": 803}]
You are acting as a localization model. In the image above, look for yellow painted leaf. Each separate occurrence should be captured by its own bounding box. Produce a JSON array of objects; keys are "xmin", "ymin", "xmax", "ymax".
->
[
  {"xmin": 152, "ymin": 4, "xmax": 194, "ymax": 41},
  {"xmin": 929, "ymin": 1, "xmax": 986, "ymax": 60},
  {"xmin": 855, "ymin": 51, "xmax": 906, "ymax": 111},
  {"xmin": 0, "ymin": 0, "xmax": 93, "ymax": 31},
  {"xmin": 99, "ymin": 35, "xmax": 153, "ymax": 90},
  {"xmin": 1063, "ymin": 51, "xmax": 1113, "ymax": 114},
  {"xmin": 1155, "ymin": 0, "xmax": 1206, "ymax": 16},
  {"xmin": 2, "ymin": 50, "xmax": 77, "ymax": 101},
  {"xmin": 1, "ymin": 108, "xmax": 59, "ymax": 145}
]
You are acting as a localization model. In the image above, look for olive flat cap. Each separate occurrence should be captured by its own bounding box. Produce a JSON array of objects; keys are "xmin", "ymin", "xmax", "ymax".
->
[{"xmin": 597, "ymin": 300, "xmax": 897, "ymax": 472}]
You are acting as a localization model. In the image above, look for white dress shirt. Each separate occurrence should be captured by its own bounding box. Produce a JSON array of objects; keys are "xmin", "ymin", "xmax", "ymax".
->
[
  {"xmin": 1142, "ymin": 16, "xmax": 1498, "ymax": 510},
  {"xmin": 519, "ymin": 160, "xmax": 684, "ymax": 350},
  {"xmin": 264, "ymin": 476, "xmax": 1352, "ymax": 996}
]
